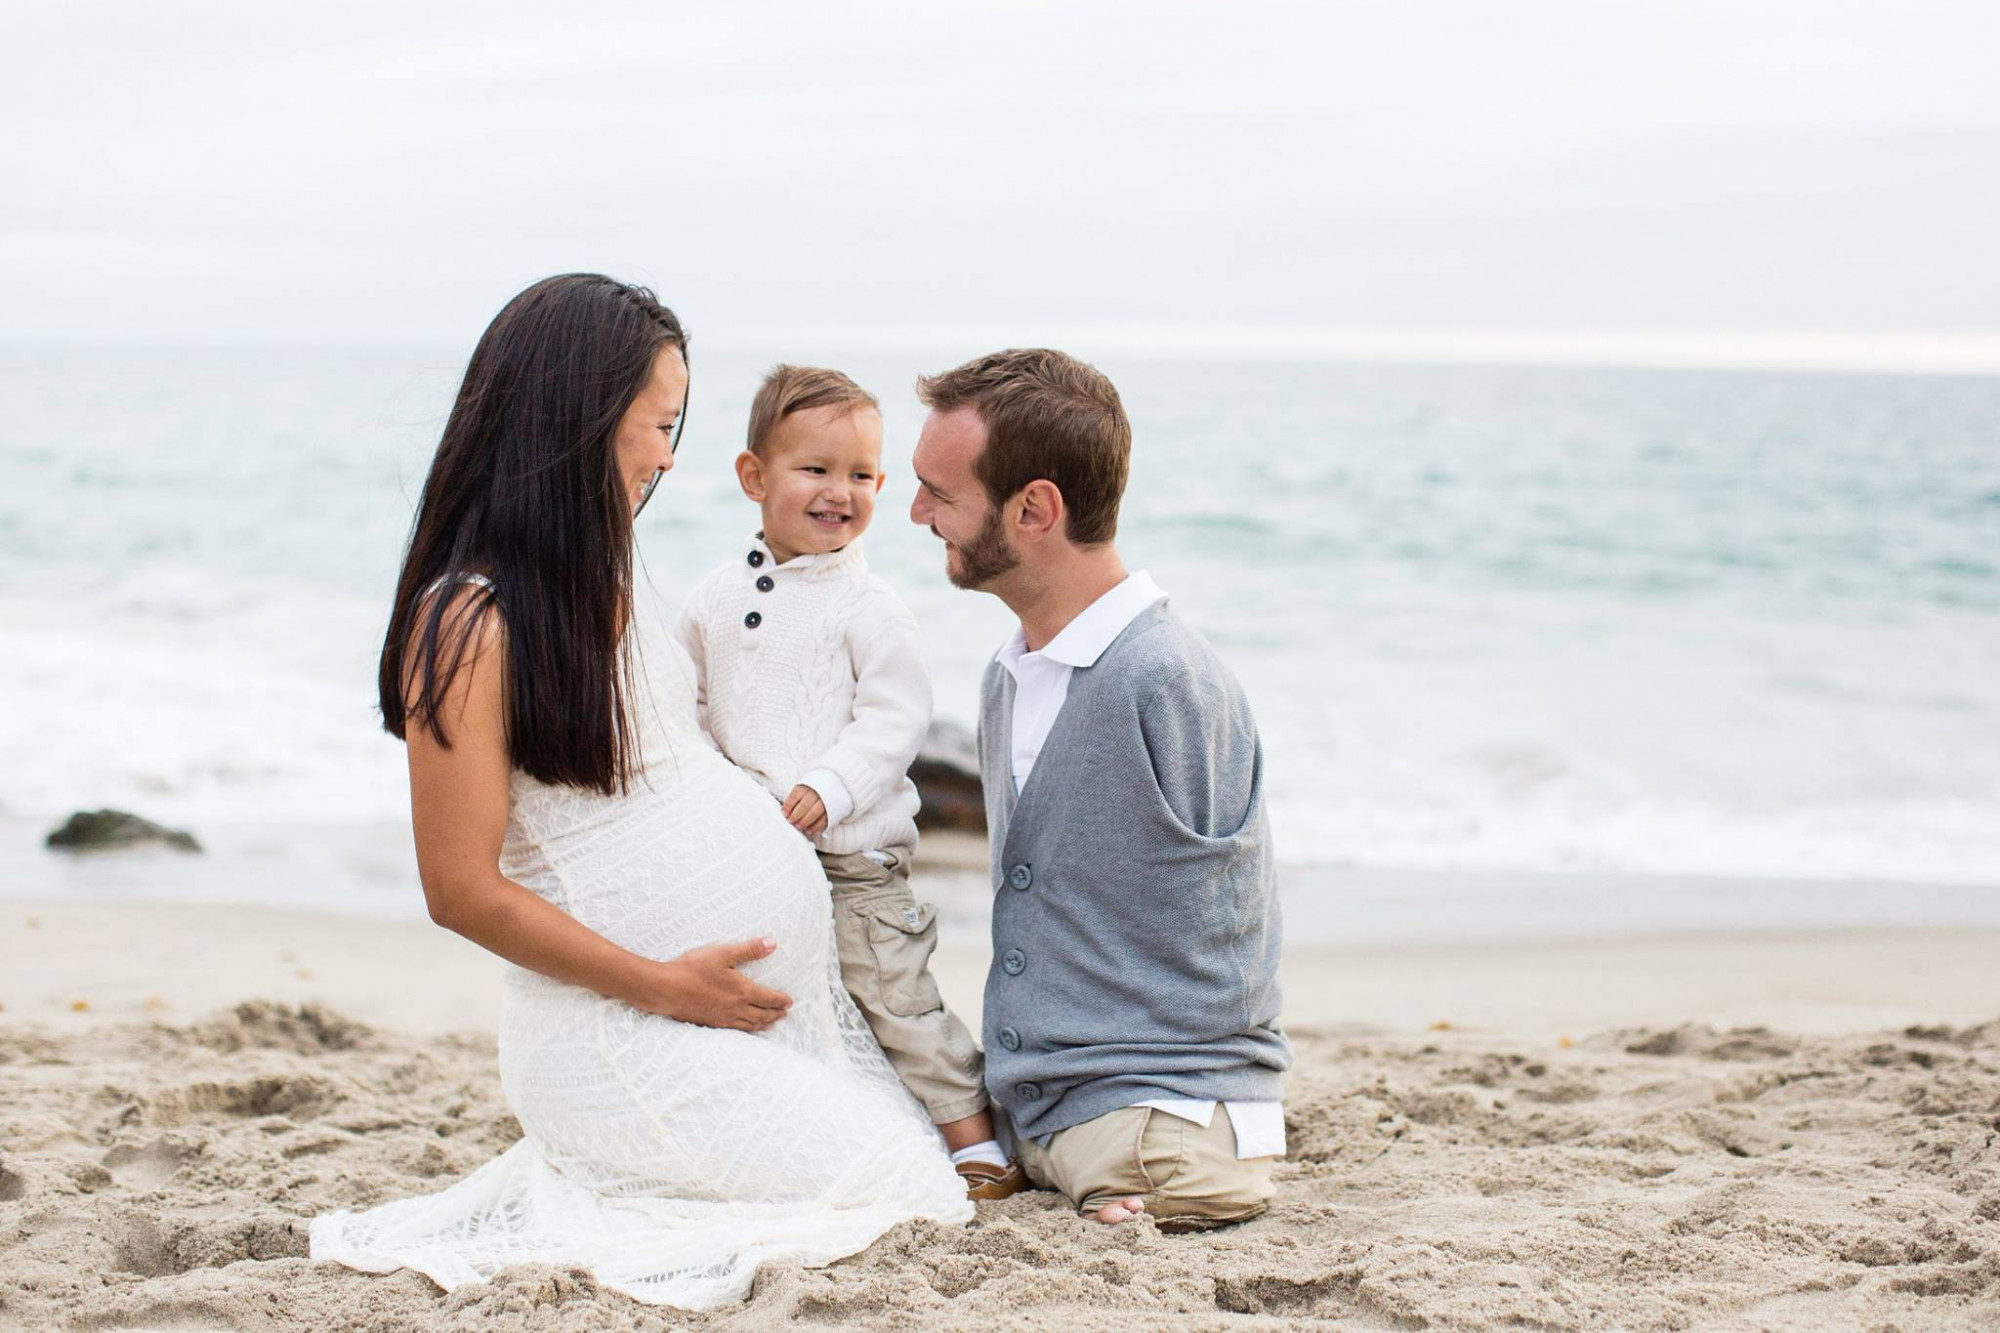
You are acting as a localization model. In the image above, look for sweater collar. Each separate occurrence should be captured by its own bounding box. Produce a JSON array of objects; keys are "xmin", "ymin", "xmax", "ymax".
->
[{"xmin": 747, "ymin": 531, "xmax": 867, "ymax": 580}]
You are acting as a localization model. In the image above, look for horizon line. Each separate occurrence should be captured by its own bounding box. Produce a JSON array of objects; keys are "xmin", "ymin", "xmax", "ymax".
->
[
  {"xmin": 5, "ymin": 326, "xmax": 1999, "ymax": 377},
  {"xmin": 729, "ymin": 325, "xmax": 2000, "ymax": 376}
]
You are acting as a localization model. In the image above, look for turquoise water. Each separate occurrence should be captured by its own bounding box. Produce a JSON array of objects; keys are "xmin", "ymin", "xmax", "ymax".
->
[{"xmin": 3, "ymin": 347, "xmax": 1998, "ymax": 897}]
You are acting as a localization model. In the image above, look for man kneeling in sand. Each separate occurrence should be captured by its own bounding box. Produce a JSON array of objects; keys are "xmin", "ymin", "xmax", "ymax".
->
[{"xmin": 909, "ymin": 349, "xmax": 1291, "ymax": 1229}]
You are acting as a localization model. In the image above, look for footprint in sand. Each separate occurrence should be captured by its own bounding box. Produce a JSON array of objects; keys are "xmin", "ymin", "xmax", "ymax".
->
[{"xmin": 103, "ymin": 1135, "xmax": 198, "ymax": 1190}]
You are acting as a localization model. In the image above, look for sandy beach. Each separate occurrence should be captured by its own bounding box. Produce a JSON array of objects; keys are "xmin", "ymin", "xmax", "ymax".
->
[{"xmin": 2, "ymin": 867, "xmax": 1996, "ymax": 1333}]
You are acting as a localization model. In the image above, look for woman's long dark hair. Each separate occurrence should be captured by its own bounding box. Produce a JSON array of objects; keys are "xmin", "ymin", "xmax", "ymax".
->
[{"xmin": 378, "ymin": 274, "xmax": 688, "ymax": 794}]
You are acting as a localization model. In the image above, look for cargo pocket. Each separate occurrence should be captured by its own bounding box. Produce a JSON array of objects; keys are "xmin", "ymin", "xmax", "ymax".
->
[{"xmin": 865, "ymin": 900, "xmax": 945, "ymax": 1017}]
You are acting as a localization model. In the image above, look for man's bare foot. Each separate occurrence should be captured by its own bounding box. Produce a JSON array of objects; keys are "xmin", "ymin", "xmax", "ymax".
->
[{"xmin": 1085, "ymin": 1196, "xmax": 1146, "ymax": 1224}]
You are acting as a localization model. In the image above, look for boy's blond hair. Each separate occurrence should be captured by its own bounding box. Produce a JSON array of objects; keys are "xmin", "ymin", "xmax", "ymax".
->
[{"xmin": 747, "ymin": 364, "xmax": 880, "ymax": 455}]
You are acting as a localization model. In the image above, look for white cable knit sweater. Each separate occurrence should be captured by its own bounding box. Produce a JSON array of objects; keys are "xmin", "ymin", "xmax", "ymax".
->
[{"xmin": 673, "ymin": 533, "xmax": 927, "ymax": 856}]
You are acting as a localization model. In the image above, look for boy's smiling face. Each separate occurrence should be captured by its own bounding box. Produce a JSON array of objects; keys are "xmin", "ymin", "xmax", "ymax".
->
[{"xmin": 736, "ymin": 404, "xmax": 886, "ymax": 564}]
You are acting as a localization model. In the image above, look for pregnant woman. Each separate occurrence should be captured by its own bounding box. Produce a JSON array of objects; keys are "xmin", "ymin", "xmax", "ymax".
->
[{"xmin": 309, "ymin": 275, "xmax": 971, "ymax": 1309}]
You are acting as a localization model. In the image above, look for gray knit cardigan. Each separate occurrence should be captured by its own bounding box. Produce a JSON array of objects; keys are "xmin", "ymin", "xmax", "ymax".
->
[{"xmin": 978, "ymin": 599, "xmax": 1290, "ymax": 1139}]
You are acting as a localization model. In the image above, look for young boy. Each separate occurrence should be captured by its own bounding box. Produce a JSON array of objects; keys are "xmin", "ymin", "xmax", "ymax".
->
[{"xmin": 674, "ymin": 364, "xmax": 1021, "ymax": 1200}]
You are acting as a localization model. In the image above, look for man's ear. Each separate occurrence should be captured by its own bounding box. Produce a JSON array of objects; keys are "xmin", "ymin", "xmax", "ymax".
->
[
  {"xmin": 734, "ymin": 451, "xmax": 767, "ymax": 502},
  {"xmin": 1014, "ymin": 479, "xmax": 1066, "ymax": 543}
]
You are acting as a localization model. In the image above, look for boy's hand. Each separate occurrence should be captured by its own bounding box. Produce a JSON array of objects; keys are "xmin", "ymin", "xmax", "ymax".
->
[{"xmin": 782, "ymin": 784, "xmax": 828, "ymax": 838}]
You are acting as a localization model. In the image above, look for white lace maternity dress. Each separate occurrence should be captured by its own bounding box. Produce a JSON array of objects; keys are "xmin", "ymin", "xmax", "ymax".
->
[{"xmin": 310, "ymin": 610, "xmax": 971, "ymax": 1309}]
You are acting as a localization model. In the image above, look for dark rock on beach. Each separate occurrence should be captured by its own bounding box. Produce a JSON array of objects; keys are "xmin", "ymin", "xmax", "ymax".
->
[
  {"xmin": 45, "ymin": 809, "xmax": 203, "ymax": 854},
  {"xmin": 911, "ymin": 719, "xmax": 986, "ymax": 834}
]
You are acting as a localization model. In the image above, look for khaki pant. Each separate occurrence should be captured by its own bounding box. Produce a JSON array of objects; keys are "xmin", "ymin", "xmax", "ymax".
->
[
  {"xmin": 821, "ymin": 847, "xmax": 987, "ymax": 1125},
  {"xmin": 1011, "ymin": 1105, "xmax": 1276, "ymax": 1231}
]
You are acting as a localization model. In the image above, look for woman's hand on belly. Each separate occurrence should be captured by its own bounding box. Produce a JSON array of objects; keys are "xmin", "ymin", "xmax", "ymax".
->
[{"xmin": 642, "ymin": 937, "xmax": 794, "ymax": 1031}]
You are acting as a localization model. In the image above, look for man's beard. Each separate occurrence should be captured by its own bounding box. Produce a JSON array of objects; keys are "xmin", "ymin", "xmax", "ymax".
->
[{"xmin": 945, "ymin": 507, "xmax": 1019, "ymax": 590}]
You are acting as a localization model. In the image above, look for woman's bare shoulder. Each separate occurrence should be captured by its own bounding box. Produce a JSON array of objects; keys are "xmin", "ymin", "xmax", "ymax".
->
[{"xmin": 404, "ymin": 577, "xmax": 508, "ymax": 727}]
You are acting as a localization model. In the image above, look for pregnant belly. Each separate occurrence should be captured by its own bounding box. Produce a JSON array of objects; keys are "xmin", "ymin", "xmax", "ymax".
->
[
  {"xmin": 518, "ymin": 752, "xmax": 833, "ymax": 996},
  {"xmin": 497, "ymin": 754, "xmax": 837, "ymax": 1132}
]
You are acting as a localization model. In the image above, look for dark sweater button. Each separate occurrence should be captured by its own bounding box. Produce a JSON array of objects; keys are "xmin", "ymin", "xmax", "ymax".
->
[
  {"xmin": 998, "ymin": 1026, "xmax": 1021, "ymax": 1051},
  {"xmin": 755, "ymin": 575, "xmax": 775, "ymax": 593},
  {"xmin": 1016, "ymin": 1081, "xmax": 1042, "ymax": 1101},
  {"xmin": 1007, "ymin": 863, "xmax": 1032, "ymax": 891},
  {"xmin": 1001, "ymin": 949, "xmax": 1025, "ymax": 976},
  {"xmin": 747, "ymin": 550, "xmax": 764, "ymax": 567},
  {"xmin": 744, "ymin": 611, "xmax": 762, "ymax": 629}
]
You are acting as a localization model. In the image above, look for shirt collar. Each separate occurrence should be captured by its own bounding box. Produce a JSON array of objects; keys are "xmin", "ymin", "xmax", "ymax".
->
[
  {"xmin": 748, "ymin": 531, "xmax": 865, "ymax": 577},
  {"xmin": 998, "ymin": 571, "xmax": 1167, "ymax": 671}
]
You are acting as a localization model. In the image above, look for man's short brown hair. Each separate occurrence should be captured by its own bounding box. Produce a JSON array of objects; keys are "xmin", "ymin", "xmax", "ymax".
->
[
  {"xmin": 747, "ymin": 364, "xmax": 880, "ymax": 455},
  {"xmin": 915, "ymin": 348, "xmax": 1131, "ymax": 546}
]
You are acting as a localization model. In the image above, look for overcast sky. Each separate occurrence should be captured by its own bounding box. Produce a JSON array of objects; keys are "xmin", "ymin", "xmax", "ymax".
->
[{"xmin": 3, "ymin": 1, "xmax": 1997, "ymax": 359}]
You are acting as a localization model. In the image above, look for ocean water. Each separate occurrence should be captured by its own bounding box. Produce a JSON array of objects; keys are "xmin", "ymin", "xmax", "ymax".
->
[{"xmin": 3, "ymin": 346, "xmax": 1998, "ymax": 927}]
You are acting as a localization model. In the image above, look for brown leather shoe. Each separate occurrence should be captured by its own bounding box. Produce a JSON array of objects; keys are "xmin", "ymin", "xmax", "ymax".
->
[{"xmin": 955, "ymin": 1159, "xmax": 1029, "ymax": 1200}]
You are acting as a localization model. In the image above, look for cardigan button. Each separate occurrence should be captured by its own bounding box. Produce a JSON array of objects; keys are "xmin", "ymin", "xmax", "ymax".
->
[
  {"xmin": 755, "ymin": 575, "xmax": 775, "ymax": 593},
  {"xmin": 1007, "ymin": 863, "xmax": 1032, "ymax": 892},
  {"xmin": 1016, "ymin": 1081, "xmax": 1042, "ymax": 1101},
  {"xmin": 744, "ymin": 611, "xmax": 762, "ymax": 629},
  {"xmin": 747, "ymin": 550, "xmax": 764, "ymax": 567},
  {"xmin": 1001, "ymin": 949, "xmax": 1025, "ymax": 976},
  {"xmin": 998, "ymin": 1026, "xmax": 1021, "ymax": 1051}
]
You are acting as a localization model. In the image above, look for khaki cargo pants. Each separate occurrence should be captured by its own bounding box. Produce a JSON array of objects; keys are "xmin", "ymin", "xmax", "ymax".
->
[
  {"xmin": 1010, "ymin": 1104, "xmax": 1276, "ymax": 1231},
  {"xmin": 820, "ymin": 847, "xmax": 987, "ymax": 1124}
]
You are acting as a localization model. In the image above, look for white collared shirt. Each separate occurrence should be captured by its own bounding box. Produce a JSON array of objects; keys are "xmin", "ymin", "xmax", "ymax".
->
[{"xmin": 996, "ymin": 572, "xmax": 1285, "ymax": 1160}]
